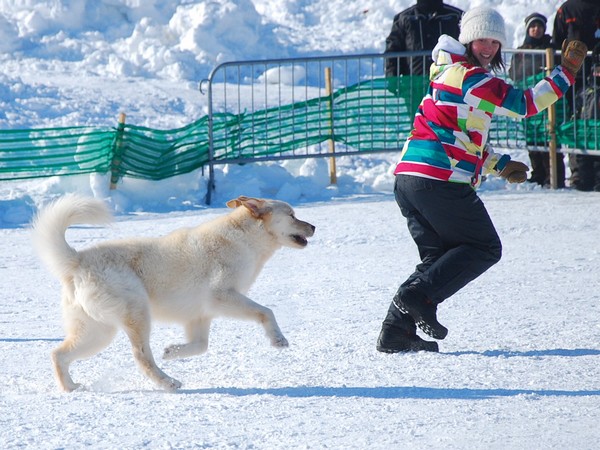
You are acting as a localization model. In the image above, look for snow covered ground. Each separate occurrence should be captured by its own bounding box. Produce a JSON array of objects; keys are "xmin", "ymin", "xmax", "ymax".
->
[
  {"xmin": 3, "ymin": 191, "xmax": 600, "ymax": 448},
  {"xmin": 1, "ymin": 0, "xmax": 599, "ymax": 448}
]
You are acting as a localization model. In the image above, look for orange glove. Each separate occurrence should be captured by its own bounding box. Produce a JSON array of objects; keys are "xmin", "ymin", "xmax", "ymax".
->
[
  {"xmin": 500, "ymin": 160, "xmax": 529, "ymax": 183},
  {"xmin": 561, "ymin": 40, "xmax": 588, "ymax": 76}
]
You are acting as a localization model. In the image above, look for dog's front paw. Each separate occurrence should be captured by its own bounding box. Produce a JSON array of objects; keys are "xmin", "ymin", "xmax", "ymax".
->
[
  {"xmin": 271, "ymin": 335, "xmax": 289, "ymax": 348},
  {"xmin": 62, "ymin": 382, "xmax": 84, "ymax": 393},
  {"xmin": 161, "ymin": 376, "xmax": 182, "ymax": 392},
  {"xmin": 163, "ymin": 345, "xmax": 181, "ymax": 360}
]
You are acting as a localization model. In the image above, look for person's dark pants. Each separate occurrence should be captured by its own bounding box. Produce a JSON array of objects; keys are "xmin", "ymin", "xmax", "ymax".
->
[
  {"xmin": 528, "ymin": 150, "xmax": 565, "ymax": 188},
  {"xmin": 383, "ymin": 175, "xmax": 502, "ymax": 331},
  {"xmin": 571, "ymin": 154, "xmax": 600, "ymax": 191}
]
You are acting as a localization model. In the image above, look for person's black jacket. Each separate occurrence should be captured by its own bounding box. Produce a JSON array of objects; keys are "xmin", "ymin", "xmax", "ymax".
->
[
  {"xmin": 384, "ymin": 0, "xmax": 463, "ymax": 77},
  {"xmin": 577, "ymin": 44, "xmax": 600, "ymax": 120},
  {"xmin": 552, "ymin": 0, "xmax": 600, "ymax": 82}
]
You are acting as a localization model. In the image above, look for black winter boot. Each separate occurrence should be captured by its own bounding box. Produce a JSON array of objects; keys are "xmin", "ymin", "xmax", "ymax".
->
[
  {"xmin": 376, "ymin": 328, "xmax": 439, "ymax": 353},
  {"xmin": 376, "ymin": 302, "xmax": 438, "ymax": 353},
  {"xmin": 393, "ymin": 287, "xmax": 448, "ymax": 340}
]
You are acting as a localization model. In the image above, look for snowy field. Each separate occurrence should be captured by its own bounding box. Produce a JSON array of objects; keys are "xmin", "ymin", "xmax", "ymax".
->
[
  {"xmin": 1, "ymin": 0, "xmax": 599, "ymax": 448},
  {"xmin": 2, "ymin": 191, "xmax": 600, "ymax": 448}
]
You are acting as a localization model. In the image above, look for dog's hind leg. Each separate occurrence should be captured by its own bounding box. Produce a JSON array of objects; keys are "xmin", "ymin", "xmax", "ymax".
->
[
  {"xmin": 163, "ymin": 317, "xmax": 211, "ymax": 360},
  {"xmin": 215, "ymin": 290, "xmax": 289, "ymax": 348},
  {"xmin": 121, "ymin": 310, "xmax": 182, "ymax": 391},
  {"xmin": 52, "ymin": 307, "xmax": 117, "ymax": 392}
]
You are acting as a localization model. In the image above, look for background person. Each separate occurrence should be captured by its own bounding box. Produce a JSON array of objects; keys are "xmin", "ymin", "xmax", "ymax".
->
[
  {"xmin": 552, "ymin": 0, "xmax": 600, "ymax": 191},
  {"xmin": 384, "ymin": 0, "xmax": 462, "ymax": 117},
  {"xmin": 575, "ymin": 43, "xmax": 600, "ymax": 191}
]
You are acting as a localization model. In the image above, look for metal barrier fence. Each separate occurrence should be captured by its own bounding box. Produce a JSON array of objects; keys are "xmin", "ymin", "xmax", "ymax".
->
[
  {"xmin": 202, "ymin": 49, "xmax": 600, "ymax": 201},
  {"xmin": 201, "ymin": 52, "xmax": 422, "ymax": 203}
]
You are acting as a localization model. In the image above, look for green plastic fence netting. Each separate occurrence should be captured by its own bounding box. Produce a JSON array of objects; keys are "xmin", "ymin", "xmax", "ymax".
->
[
  {"xmin": 6, "ymin": 74, "xmax": 585, "ymax": 185},
  {"xmin": 559, "ymin": 120, "xmax": 600, "ymax": 150},
  {"xmin": 0, "ymin": 126, "xmax": 113, "ymax": 180},
  {"xmin": 1, "ymin": 77, "xmax": 421, "ymax": 183},
  {"xmin": 113, "ymin": 117, "xmax": 211, "ymax": 181}
]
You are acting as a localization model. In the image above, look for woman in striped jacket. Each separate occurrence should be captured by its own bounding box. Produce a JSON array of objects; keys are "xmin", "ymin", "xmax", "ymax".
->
[{"xmin": 376, "ymin": 7, "xmax": 587, "ymax": 354}]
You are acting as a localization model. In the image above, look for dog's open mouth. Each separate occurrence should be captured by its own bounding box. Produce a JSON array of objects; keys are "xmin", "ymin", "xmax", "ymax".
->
[{"xmin": 291, "ymin": 234, "xmax": 309, "ymax": 247}]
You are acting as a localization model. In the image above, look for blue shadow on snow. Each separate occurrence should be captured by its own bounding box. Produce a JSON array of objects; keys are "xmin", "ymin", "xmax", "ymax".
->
[
  {"xmin": 449, "ymin": 348, "xmax": 600, "ymax": 358},
  {"xmin": 184, "ymin": 385, "xmax": 600, "ymax": 399},
  {"xmin": 182, "ymin": 348, "xmax": 600, "ymax": 399},
  {"xmin": 0, "ymin": 337, "xmax": 62, "ymax": 342}
]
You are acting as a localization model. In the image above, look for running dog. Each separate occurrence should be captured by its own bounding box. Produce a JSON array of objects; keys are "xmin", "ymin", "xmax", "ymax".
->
[{"xmin": 32, "ymin": 195, "xmax": 315, "ymax": 392}]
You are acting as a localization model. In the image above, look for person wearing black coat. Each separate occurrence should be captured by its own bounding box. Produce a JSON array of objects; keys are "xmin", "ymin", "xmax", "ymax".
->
[
  {"xmin": 384, "ymin": 0, "xmax": 463, "ymax": 118},
  {"xmin": 384, "ymin": 0, "xmax": 463, "ymax": 77},
  {"xmin": 553, "ymin": 0, "xmax": 600, "ymax": 191},
  {"xmin": 510, "ymin": 13, "xmax": 566, "ymax": 188}
]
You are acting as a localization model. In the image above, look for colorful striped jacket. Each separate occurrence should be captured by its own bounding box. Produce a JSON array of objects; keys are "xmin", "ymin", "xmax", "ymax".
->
[{"xmin": 394, "ymin": 35, "xmax": 575, "ymax": 188}]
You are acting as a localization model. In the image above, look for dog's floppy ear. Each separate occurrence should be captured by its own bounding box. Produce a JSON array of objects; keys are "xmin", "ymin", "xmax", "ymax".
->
[
  {"xmin": 226, "ymin": 196, "xmax": 269, "ymax": 218},
  {"xmin": 226, "ymin": 195, "xmax": 254, "ymax": 209},
  {"xmin": 226, "ymin": 197, "xmax": 244, "ymax": 209}
]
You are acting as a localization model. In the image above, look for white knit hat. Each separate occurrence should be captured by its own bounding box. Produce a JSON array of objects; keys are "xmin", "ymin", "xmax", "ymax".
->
[{"xmin": 458, "ymin": 7, "xmax": 507, "ymax": 48}]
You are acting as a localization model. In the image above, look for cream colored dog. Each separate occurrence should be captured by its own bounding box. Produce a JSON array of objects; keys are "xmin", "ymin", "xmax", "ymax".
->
[{"xmin": 32, "ymin": 194, "xmax": 315, "ymax": 392}]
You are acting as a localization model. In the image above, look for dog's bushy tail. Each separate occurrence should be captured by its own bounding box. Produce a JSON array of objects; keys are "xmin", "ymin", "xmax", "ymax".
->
[{"xmin": 32, "ymin": 194, "xmax": 113, "ymax": 280}]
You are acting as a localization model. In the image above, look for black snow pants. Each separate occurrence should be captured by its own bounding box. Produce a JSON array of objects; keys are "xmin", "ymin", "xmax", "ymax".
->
[{"xmin": 383, "ymin": 174, "xmax": 503, "ymax": 332}]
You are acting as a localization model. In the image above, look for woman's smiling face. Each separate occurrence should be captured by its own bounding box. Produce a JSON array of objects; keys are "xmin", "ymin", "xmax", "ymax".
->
[{"xmin": 471, "ymin": 38, "xmax": 501, "ymax": 67}]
